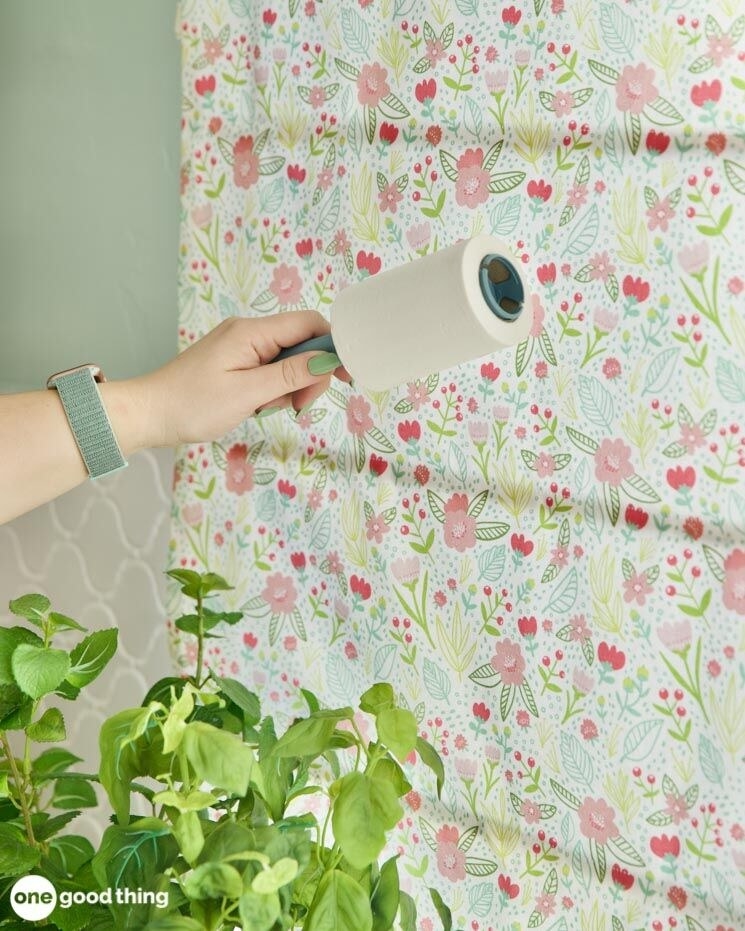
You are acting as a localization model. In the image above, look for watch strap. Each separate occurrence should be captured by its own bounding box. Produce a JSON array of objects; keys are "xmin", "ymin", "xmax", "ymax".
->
[{"xmin": 49, "ymin": 368, "xmax": 128, "ymax": 479}]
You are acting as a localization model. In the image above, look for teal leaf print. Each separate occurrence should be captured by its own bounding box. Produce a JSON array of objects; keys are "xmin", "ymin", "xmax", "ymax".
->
[
  {"xmin": 577, "ymin": 375, "xmax": 614, "ymax": 432},
  {"xmin": 545, "ymin": 567, "xmax": 578, "ymax": 614},
  {"xmin": 326, "ymin": 653, "xmax": 355, "ymax": 703},
  {"xmin": 374, "ymin": 644, "xmax": 397, "ymax": 680},
  {"xmin": 228, "ymin": 0, "xmax": 251, "ymax": 15},
  {"xmin": 477, "ymin": 546, "xmax": 506, "ymax": 582},
  {"xmin": 642, "ymin": 348, "xmax": 680, "ymax": 395},
  {"xmin": 318, "ymin": 188, "xmax": 341, "ymax": 233},
  {"xmin": 584, "ymin": 491, "xmax": 605, "ymax": 540},
  {"xmin": 448, "ymin": 442, "xmax": 468, "ymax": 484},
  {"xmin": 699, "ymin": 734, "xmax": 725, "ymax": 785},
  {"xmin": 341, "ymin": 8, "xmax": 370, "ymax": 56},
  {"xmin": 603, "ymin": 122, "xmax": 624, "ymax": 172},
  {"xmin": 454, "ymin": 0, "xmax": 478, "ymax": 15},
  {"xmin": 723, "ymin": 159, "xmax": 745, "ymax": 195},
  {"xmin": 716, "ymin": 356, "xmax": 745, "ymax": 403},
  {"xmin": 464, "ymin": 97, "xmax": 483, "ymax": 139},
  {"xmin": 560, "ymin": 733, "xmax": 594, "ymax": 790},
  {"xmin": 562, "ymin": 204, "xmax": 599, "ymax": 257},
  {"xmin": 572, "ymin": 842, "xmax": 592, "ymax": 891},
  {"xmin": 423, "ymin": 658, "xmax": 451, "ymax": 702},
  {"xmin": 710, "ymin": 868, "xmax": 735, "ymax": 919},
  {"xmin": 599, "ymin": 4, "xmax": 636, "ymax": 57},
  {"xmin": 259, "ymin": 177, "xmax": 285, "ymax": 215},
  {"xmin": 621, "ymin": 719, "xmax": 663, "ymax": 762},
  {"xmin": 490, "ymin": 194, "xmax": 521, "ymax": 236},
  {"xmin": 310, "ymin": 511, "xmax": 331, "ymax": 550},
  {"xmin": 467, "ymin": 883, "xmax": 494, "ymax": 919}
]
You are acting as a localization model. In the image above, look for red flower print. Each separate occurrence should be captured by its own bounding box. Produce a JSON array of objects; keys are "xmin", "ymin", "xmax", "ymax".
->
[
  {"xmin": 208, "ymin": 116, "xmax": 222, "ymax": 135},
  {"xmin": 262, "ymin": 8, "xmax": 277, "ymax": 25},
  {"xmin": 443, "ymin": 493, "xmax": 477, "ymax": 551},
  {"xmin": 537, "ymin": 262, "xmax": 556, "ymax": 285},
  {"xmin": 682, "ymin": 516, "xmax": 704, "ymax": 539},
  {"xmin": 502, "ymin": 5, "xmax": 522, "ymax": 25},
  {"xmin": 490, "ymin": 638, "xmax": 526, "ymax": 685},
  {"xmin": 645, "ymin": 130, "xmax": 670, "ymax": 154},
  {"xmin": 232, "ymin": 135, "xmax": 260, "ymax": 189},
  {"xmin": 597, "ymin": 641, "xmax": 625, "ymax": 670},
  {"xmin": 455, "ymin": 148, "xmax": 490, "ymax": 209},
  {"xmin": 611, "ymin": 864, "xmax": 634, "ymax": 890},
  {"xmin": 344, "ymin": 641, "xmax": 358, "ymax": 660},
  {"xmin": 723, "ymin": 549, "xmax": 745, "ymax": 615},
  {"xmin": 577, "ymin": 796, "xmax": 619, "ymax": 844},
  {"xmin": 414, "ymin": 464, "xmax": 430, "ymax": 485},
  {"xmin": 356, "ymin": 62, "xmax": 390, "ymax": 107},
  {"xmin": 480, "ymin": 361, "xmax": 500, "ymax": 380},
  {"xmin": 287, "ymin": 163, "xmax": 306, "ymax": 183},
  {"xmin": 356, "ymin": 250, "xmax": 382, "ymax": 275},
  {"xmin": 195, "ymin": 74, "xmax": 216, "ymax": 96},
  {"xmin": 225, "ymin": 444, "xmax": 255, "ymax": 495},
  {"xmin": 666, "ymin": 465, "xmax": 696, "ymax": 489},
  {"xmin": 379, "ymin": 121, "xmax": 399, "ymax": 145},
  {"xmin": 278, "ymin": 479, "xmax": 296, "ymax": 498},
  {"xmin": 510, "ymin": 533, "xmax": 534, "ymax": 556},
  {"xmin": 350, "ymin": 574, "xmax": 372, "ymax": 599},
  {"xmin": 691, "ymin": 79, "xmax": 721, "ymax": 106},
  {"xmin": 405, "ymin": 790, "xmax": 421, "ymax": 810},
  {"xmin": 415, "ymin": 78, "xmax": 437, "ymax": 103},
  {"xmin": 527, "ymin": 179, "xmax": 552, "ymax": 201},
  {"xmin": 369, "ymin": 454, "xmax": 388, "ymax": 475},
  {"xmin": 498, "ymin": 874, "xmax": 520, "ymax": 899},
  {"xmin": 398, "ymin": 420, "xmax": 421, "ymax": 442},
  {"xmin": 517, "ymin": 615, "xmax": 538, "ymax": 637},
  {"xmin": 705, "ymin": 132, "xmax": 727, "ymax": 156},
  {"xmin": 622, "ymin": 275, "xmax": 650, "ymax": 302},
  {"xmin": 667, "ymin": 886, "xmax": 687, "ymax": 910},
  {"xmin": 624, "ymin": 504, "xmax": 648, "ymax": 529},
  {"xmin": 426, "ymin": 124, "xmax": 442, "ymax": 146},
  {"xmin": 472, "ymin": 702, "xmax": 491, "ymax": 721},
  {"xmin": 243, "ymin": 632, "xmax": 258, "ymax": 648},
  {"xmin": 290, "ymin": 552, "xmax": 306, "ymax": 570},
  {"xmin": 650, "ymin": 834, "xmax": 680, "ymax": 858},
  {"xmin": 295, "ymin": 237, "xmax": 313, "ymax": 258}
]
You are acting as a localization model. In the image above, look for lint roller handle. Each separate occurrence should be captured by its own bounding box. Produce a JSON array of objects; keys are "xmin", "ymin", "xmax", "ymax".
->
[{"xmin": 273, "ymin": 332, "xmax": 336, "ymax": 362}]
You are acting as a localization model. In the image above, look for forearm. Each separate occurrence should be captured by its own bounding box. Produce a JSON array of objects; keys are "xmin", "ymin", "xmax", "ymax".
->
[{"xmin": 0, "ymin": 378, "xmax": 156, "ymax": 525}]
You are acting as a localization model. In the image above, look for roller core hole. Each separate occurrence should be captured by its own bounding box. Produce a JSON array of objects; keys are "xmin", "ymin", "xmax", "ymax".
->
[{"xmin": 479, "ymin": 254, "xmax": 525, "ymax": 321}]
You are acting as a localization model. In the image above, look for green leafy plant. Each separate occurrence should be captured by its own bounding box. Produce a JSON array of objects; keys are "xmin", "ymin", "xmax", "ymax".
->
[{"xmin": 0, "ymin": 570, "xmax": 449, "ymax": 931}]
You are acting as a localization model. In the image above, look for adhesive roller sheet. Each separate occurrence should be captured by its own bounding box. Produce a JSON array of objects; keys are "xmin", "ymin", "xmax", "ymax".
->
[{"xmin": 274, "ymin": 235, "xmax": 532, "ymax": 391}]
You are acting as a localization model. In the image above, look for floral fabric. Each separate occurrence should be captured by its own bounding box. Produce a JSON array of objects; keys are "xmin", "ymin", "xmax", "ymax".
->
[{"xmin": 170, "ymin": 1, "xmax": 745, "ymax": 928}]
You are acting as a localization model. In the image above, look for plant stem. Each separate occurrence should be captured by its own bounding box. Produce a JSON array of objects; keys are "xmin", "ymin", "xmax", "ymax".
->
[
  {"xmin": 195, "ymin": 594, "xmax": 205, "ymax": 687},
  {"xmin": 0, "ymin": 732, "xmax": 36, "ymax": 846}
]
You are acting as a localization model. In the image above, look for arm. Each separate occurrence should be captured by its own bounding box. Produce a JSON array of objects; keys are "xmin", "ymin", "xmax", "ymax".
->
[{"xmin": 0, "ymin": 313, "xmax": 346, "ymax": 525}]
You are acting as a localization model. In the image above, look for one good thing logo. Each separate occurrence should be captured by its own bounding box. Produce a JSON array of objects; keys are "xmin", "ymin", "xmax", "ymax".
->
[{"xmin": 9, "ymin": 875, "xmax": 57, "ymax": 921}]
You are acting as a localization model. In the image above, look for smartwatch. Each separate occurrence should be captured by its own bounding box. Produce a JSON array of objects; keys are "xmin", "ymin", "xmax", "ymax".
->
[{"xmin": 46, "ymin": 364, "xmax": 128, "ymax": 479}]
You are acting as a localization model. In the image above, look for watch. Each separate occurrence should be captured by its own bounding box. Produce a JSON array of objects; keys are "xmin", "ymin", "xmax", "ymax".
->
[{"xmin": 46, "ymin": 364, "xmax": 128, "ymax": 480}]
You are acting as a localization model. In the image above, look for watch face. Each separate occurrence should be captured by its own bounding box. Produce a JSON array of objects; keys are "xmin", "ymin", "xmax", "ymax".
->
[{"xmin": 46, "ymin": 364, "xmax": 105, "ymax": 388}]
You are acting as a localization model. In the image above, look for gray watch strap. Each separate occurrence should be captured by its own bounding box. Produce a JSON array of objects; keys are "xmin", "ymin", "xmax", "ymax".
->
[{"xmin": 49, "ymin": 367, "xmax": 128, "ymax": 479}]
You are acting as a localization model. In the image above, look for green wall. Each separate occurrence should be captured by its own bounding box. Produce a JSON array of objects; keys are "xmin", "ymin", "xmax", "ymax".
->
[{"xmin": 0, "ymin": 1, "xmax": 180, "ymax": 393}]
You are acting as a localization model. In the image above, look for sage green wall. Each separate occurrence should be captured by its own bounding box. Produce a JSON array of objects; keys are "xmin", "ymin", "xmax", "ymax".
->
[{"xmin": 0, "ymin": 1, "xmax": 180, "ymax": 393}]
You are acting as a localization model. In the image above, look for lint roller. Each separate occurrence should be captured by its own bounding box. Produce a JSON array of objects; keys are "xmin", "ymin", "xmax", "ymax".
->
[{"xmin": 274, "ymin": 235, "xmax": 531, "ymax": 392}]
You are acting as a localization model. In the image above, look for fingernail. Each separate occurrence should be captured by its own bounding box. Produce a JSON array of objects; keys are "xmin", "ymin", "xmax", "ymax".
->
[
  {"xmin": 294, "ymin": 402, "xmax": 313, "ymax": 420},
  {"xmin": 307, "ymin": 352, "xmax": 341, "ymax": 376},
  {"xmin": 256, "ymin": 406, "xmax": 282, "ymax": 418}
]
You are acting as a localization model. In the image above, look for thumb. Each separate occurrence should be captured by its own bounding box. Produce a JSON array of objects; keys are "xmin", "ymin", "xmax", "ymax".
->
[{"xmin": 248, "ymin": 351, "xmax": 342, "ymax": 405}]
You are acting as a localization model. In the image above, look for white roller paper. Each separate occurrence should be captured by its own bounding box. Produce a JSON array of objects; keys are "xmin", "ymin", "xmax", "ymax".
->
[{"xmin": 331, "ymin": 235, "xmax": 533, "ymax": 391}]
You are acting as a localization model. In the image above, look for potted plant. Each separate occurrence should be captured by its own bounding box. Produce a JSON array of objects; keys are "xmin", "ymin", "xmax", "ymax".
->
[{"xmin": 0, "ymin": 570, "xmax": 452, "ymax": 931}]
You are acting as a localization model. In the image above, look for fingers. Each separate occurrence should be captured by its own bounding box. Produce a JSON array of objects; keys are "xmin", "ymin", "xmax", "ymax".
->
[{"xmin": 228, "ymin": 311, "xmax": 332, "ymax": 365}]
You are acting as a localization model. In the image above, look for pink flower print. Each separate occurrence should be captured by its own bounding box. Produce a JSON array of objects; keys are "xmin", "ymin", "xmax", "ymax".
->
[
  {"xmin": 657, "ymin": 619, "xmax": 693, "ymax": 652},
  {"xmin": 391, "ymin": 556, "xmax": 420, "ymax": 583},
  {"xmin": 706, "ymin": 33, "xmax": 733, "ymax": 66},
  {"xmin": 521, "ymin": 799, "xmax": 541, "ymax": 823},
  {"xmin": 225, "ymin": 444, "xmax": 255, "ymax": 495},
  {"xmin": 646, "ymin": 195, "xmax": 675, "ymax": 232},
  {"xmin": 233, "ymin": 135, "xmax": 260, "ymax": 189},
  {"xmin": 346, "ymin": 395, "xmax": 373, "ymax": 436},
  {"xmin": 203, "ymin": 37, "xmax": 223, "ymax": 64},
  {"xmin": 182, "ymin": 503, "xmax": 204, "ymax": 527},
  {"xmin": 594, "ymin": 438, "xmax": 634, "ymax": 487},
  {"xmin": 317, "ymin": 167, "xmax": 334, "ymax": 191},
  {"xmin": 485, "ymin": 69, "xmax": 509, "ymax": 94},
  {"xmin": 535, "ymin": 452, "xmax": 556, "ymax": 478},
  {"xmin": 567, "ymin": 184, "xmax": 588, "ymax": 209},
  {"xmin": 261, "ymin": 572, "xmax": 298, "ymax": 614},
  {"xmin": 378, "ymin": 181, "xmax": 403, "ymax": 213},
  {"xmin": 425, "ymin": 39, "xmax": 445, "ymax": 67},
  {"xmin": 594, "ymin": 307, "xmax": 619, "ymax": 332},
  {"xmin": 623, "ymin": 571, "xmax": 653, "ymax": 606},
  {"xmin": 678, "ymin": 241, "xmax": 709, "ymax": 276},
  {"xmin": 530, "ymin": 293, "xmax": 545, "ymax": 337},
  {"xmin": 326, "ymin": 550, "xmax": 344, "ymax": 575},
  {"xmin": 455, "ymin": 148, "xmax": 490, "ymax": 209},
  {"xmin": 365, "ymin": 512, "xmax": 390, "ymax": 544},
  {"xmin": 356, "ymin": 62, "xmax": 390, "ymax": 106},
  {"xmin": 588, "ymin": 251, "xmax": 616, "ymax": 282},
  {"xmin": 678, "ymin": 423, "xmax": 705, "ymax": 453},
  {"xmin": 435, "ymin": 825, "xmax": 467, "ymax": 882},
  {"xmin": 551, "ymin": 89, "xmax": 575, "ymax": 117},
  {"xmin": 333, "ymin": 228, "xmax": 351, "ymax": 253},
  {"xmin": 443, "ymin": 493, "xmax": 477, "ymax": 551},
  {"xmin": 615, "ymin": 63, "xmax": 658, "ymax": 114},
  {"xmin": 723, "ymin": 549, "xmax": 745, "ymax": 615},
  {"xmin": 308, "ymin": 85, "xmax": 326, "ymax": 108},
  {"xmin": 269, "ymin": 263, "xmax": 303, "ymax": 306},
  {"xmin": 578, "ymin": 796, "xmax": 619, "ymax": 844},
  {"xmin": 406, "ymin": 222, "xmax": 431, "ymax": 250},
  {"xmin": 534, "ymin": 892, "xmax": 556, "ymax": 918},
  {"xmin": 490, "ymin": 638, "xmax": 526, "ymax": 686},
  {"xmin": 568, "ymin": 614, "xmax": 591, "ymax": 643},
  {"xmin": 405, "ymin": 382, "xmax": 431, "ymax": 410},
  {"xmin": 572, "ymin": 669, "xmax": 595, "ymax": 695},
  {"xmin": 664, "ymin": 797, "xmax": 688, "ymax": 826}
]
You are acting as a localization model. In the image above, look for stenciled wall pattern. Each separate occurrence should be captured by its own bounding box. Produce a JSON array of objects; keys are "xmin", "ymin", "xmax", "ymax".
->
[{"xmin": 170, "ymin": 1, "xmax": 745, "ymax": 928}]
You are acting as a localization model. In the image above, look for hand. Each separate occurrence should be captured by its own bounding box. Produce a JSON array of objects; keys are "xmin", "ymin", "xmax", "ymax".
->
[{"xmin": 133, "ymin": 312, "xmax": 349, "ymax": 447}]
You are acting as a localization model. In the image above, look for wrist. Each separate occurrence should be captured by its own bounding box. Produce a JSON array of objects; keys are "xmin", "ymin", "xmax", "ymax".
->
[{"xmin": 98, "ymin": 377, "xmax": 162, "ymax": 455}]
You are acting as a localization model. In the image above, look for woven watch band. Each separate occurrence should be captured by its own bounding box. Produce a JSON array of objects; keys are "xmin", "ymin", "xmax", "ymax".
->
[{"xmin": 48, "ymin": 367, "xmax": 128, "ymax": 479}]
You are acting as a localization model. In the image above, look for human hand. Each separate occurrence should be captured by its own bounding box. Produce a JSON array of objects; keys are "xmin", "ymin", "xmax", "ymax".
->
[{"xmin": 131, "ymin": 312, "xmax": 349, "ymax": 447}]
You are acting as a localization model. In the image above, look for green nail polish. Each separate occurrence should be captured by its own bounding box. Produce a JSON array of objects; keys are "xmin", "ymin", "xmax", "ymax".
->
[
  {"xmin": 256, "ymin": 406, "xmax": 282, "ymax": 418},
  {"xmin": 307, "ymin": 352, "xmax": 341, "ymax": 376}
]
